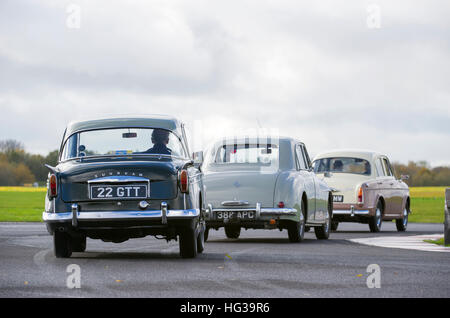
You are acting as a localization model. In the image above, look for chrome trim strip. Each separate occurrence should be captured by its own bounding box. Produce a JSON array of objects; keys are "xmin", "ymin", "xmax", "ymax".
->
[
  {"xmin": 221, "ymin": 200, "xmax": 249, "ymax": 206},
  {"xmin": 43, "ymin": 209, "xmax": 200, "ymax": 222},
  {"xmin": 88, "ymin": 176, "xmax": 149, "ymax": 183},
  {"xmin": 333, "ymin": 209, "xmax": 370, "ymax": 215}
]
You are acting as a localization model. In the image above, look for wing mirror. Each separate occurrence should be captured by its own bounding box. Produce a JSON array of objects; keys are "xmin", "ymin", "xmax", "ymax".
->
[{"xmin": 193, "ymin": 151, "xmax": 204, "ymax": 168}]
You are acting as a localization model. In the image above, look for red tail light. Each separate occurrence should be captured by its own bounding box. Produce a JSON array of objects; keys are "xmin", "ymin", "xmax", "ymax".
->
[
  {"xmin": 357, "ymin": 186, "xmax": 363, "ymax": 204},
  {"xmin": 277, "ymin": 201, "xmax": 285, "ymax": 208},
  {"xmin": 49, "ymin": 174, "xmax": 58, "ymax": 198},
  {"xmin": 179, "ymin": 170, "xmax": 189, "ymax": 193}
]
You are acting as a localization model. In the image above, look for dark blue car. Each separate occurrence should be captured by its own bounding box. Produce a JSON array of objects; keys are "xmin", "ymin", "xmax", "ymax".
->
[{"xmin": 43, "ymin": 115, "xmax": 205, "ymax": 258}]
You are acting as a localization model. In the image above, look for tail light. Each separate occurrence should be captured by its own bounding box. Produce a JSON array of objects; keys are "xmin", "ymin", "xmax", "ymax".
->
[
  {"xmin": 179, "ymin": 170, "xmax": 189, "ymax": 193},
  {"xmin": 49, "ymin": 174, "xmax": 58, "ymax": 198},
  {"xmin": 277, "ymin": 201, "xmax": 285, "ymax": 208},
  {"xmin": 357, "ymin": 186, "xmax": 363, "ymax": 204}
]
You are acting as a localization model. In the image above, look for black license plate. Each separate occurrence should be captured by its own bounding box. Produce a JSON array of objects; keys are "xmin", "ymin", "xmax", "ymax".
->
[
  {"xmin": 333, "ymin": 195, "xmax": 344, "ymax": 203},
  {"xmin": 90, "ymin": 184, "xmax": 148, "ymax": 200},
  {"xmin": 216, "ymin": 211, "xmax": 255, "ymax": 220}
]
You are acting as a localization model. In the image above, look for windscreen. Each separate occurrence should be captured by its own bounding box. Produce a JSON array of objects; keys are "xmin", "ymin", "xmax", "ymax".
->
[
  {"xmin": 60, "ymin": 128, "xmax": 186, "ymax": 160},
  {"xmin": 212, "ymin": 143, "xmax": 279, "ymax": 165},
  {"xmin": 313, "ymin": 157, "xmax": 372, "ymax": 175}
]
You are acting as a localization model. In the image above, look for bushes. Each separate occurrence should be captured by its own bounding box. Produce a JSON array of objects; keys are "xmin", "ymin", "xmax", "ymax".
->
[{"xmin": 392, "ymin": 161, "xmax": 450, "ymax": 187}]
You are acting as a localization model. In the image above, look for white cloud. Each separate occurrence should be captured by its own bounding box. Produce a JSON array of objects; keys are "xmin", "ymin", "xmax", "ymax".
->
[{"xmin": 0, "ymin": 0, "xmax": 449, "ymax": 166}]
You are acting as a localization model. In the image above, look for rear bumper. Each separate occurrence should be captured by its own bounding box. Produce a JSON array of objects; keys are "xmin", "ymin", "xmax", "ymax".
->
[
  {"xmin": 205, "ymin": 203, "xmax": 299, "ymax": 228},
  {"xmin": 43, "ymin": 208, "xmax": 200, "ymax": 225}
]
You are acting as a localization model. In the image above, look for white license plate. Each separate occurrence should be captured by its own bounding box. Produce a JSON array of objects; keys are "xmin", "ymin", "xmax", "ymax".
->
[
  {"xmin": 333, "ymin": 195, "xmax": 344, "ymax": 202},
  {"xmin": 216, "ymin": 211, "xmax": 255, "ymax": 220},
  {"xmin": 90, "ymin": 184, "xmax": 148, "ymax": 200}
]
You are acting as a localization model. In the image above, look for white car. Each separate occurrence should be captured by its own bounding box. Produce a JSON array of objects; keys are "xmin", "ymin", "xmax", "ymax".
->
[
  {"xmin": 312, "ymin": 150, "xmax": 410, "ymax": 232},
  {"xmin": 202, "ymin": 136, "xmax": 333, "ymax": 242}
]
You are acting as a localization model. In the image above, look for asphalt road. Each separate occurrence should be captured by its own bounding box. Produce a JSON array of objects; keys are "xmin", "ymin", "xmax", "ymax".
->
[{"xmin": 0, "ymin": 222, "xmax": 449, "ymax": 298}]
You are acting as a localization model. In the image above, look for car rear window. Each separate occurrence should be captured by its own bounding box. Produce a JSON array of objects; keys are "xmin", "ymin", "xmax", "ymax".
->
[{"xmin": 313, "ymin": 157, "xmax": 371, "ymax": 175}]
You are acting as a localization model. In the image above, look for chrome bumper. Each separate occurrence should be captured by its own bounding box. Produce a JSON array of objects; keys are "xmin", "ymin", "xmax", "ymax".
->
[
  {"xmin": 333, "ymin": 209, "xmax": 370, "ymax": 216},
  {"xmin": 206, "ymin": 203, "xmax": 298, "ymax": 220},
  {"xmin": 43, "ymin": 208, "xmax": 200, "ymax": 224}
]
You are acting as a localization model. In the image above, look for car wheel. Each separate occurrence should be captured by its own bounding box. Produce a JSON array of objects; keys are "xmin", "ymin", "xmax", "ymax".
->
[
  {"xmin": 72, "ymin": 235, "xmax": 86, "ymax": 253},
  {"xmin": 369, "ymin": 202, "xmax": 383, "ymax": 233},
  {"xmin": 224, "ymin": 225, "xmax": 241, "ymax": 239},
  {"xmin": 179, "ymin": 226, "xmax": 198, "ymax": 258},
  {"xmin": 331, "ymin": 221, "xmax": 339, "ymax": 231},
  {"xmin": 204, "ymin": 227, "xmax": 210, "ymax": 242},
  {"xmin": 396, "ymin": 206, "xmax": 409, "ymax": 232},
  {"xmin": 54, "ymin": 231, "xmax": 72, "ymax": 258},
  {"xmin": 315, "ymin": 200, "xmax": 331, "ymax": 240},
  {"xmin": 288, "ymin": 200, "xmax": 306, "ymax": 243},
  {"xmin": 197, "ymin": 224, "xmax": 205, "ymax": 254}
]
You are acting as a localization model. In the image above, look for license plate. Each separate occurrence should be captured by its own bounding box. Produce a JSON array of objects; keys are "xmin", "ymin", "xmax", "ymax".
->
[
  {"xmin": 90, "ymin": 184, "xmax": 148, "ymax": 200},
  {"xmin": 216, "ymin": 211, "xmax": 255, "ymax": 220},
  {"xmin": 333, "ymin": 195, "xmax": 344, "ymax": 203}
]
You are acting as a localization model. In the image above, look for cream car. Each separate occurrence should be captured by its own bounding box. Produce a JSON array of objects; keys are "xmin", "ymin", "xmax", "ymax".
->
[{"xmin": 312, "ymin": 150, "xmax": 410, "ymax": 232}]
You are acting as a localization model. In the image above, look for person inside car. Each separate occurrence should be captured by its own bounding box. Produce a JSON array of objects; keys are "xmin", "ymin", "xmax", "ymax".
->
[
  {"xmin": 332, "ymin": 159, "xmax": 343, "ymax": 172},
  {"xmin": 145, "ymin": 129, "xmax": 172, "ymax": 155}
]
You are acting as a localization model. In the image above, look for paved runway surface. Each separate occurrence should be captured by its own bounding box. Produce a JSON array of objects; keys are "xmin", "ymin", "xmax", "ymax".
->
[{"xmin": 0, "ymin": 222, "xmax": 449, "ymax": 297}]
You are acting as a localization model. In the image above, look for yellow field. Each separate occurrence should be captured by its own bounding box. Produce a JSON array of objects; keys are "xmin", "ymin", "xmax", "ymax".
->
[{"xmin": 410, "ymin": 186, "xmax": 447, "ymax": 198}]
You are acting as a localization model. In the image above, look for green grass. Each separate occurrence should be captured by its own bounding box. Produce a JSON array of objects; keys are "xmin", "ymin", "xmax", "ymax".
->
[
  {"xmin": 409, "ymin": 187, "xmax": 447, "ymax": 223},
  {"xmin": 0, "ymin": 186, "xmax": 448, "ymax": 222},
  {"xmin": 0, "ymin": 188, "xmax": 46, "ymax": 222},
  {"xmin": 424, "ymin": 237, "xmax": 450, "ymax": 247}
]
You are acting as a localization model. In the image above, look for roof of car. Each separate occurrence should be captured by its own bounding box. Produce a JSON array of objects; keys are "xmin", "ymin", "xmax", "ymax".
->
[
  {"xmin": 210, "ymin": 136, "xmax": 301, "ymax": 145},
  {"xmin": 64, "ymin": 115, "xmax": 183, "ymax": 138},
  {"xmin": 313, "ymin": 149, "xmax": 386, "ymax": 162}
]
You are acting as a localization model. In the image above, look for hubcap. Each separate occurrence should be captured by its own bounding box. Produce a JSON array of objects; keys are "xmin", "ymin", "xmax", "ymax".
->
[
  {"xmin": 403, "ymin": 209, "xmax": 408, "ymax": 226},
  {"xmin": 376, "ymin": 209, "xmax": 382, "ymax": 228}
]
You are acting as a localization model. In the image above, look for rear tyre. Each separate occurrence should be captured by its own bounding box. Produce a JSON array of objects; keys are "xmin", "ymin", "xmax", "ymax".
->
[
  {"xmin": 179, "ymin": 226, "xmax": 198, "ymax": 258},
  {"xmin": 72, "ymin": 235, "xmax": 86, "ymax": 253},
  {"xmin": 396, "ymin": 205, "xmax": 409, "ymax": 232},
  {"xmin": 204, "ymin": 227, "xmax": 210, "ymax": 242},
  {"xmin": 315, "ymin": 198, "xmax": 332, "ymax": 240},
  {"xmin": 288, "ymin": 200, "xmax": 306, "ymax": 243},
  {"xmin": 197, "ymin": 224, "xmax": 205, "ymax": 254},
  {"xmin": 369, "ymin": 202, "xmax": 383, "ymax": 233},
  {"xmin": 224, "ymin": 225, "xmax": 241, "ymax": 239},
  {"xmin": 54, "ymin": 231, "xmax": 72, "ymax": 258},
  {"xmin": 331, "ymin": 221, "xmax": 339, "ymax": 231},
  {"xmin": 288, "ymin": 220, "xmax": 305, "ymax": 242}
]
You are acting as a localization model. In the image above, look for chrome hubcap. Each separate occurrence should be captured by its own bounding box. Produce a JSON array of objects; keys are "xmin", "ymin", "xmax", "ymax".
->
[
  {"xmin": 403, "ymin": 209, "xmax": 408, "ymax": 226},
  {"xmin": 376, "ymin": 209, "xmax": 382, "ymax": 228}
]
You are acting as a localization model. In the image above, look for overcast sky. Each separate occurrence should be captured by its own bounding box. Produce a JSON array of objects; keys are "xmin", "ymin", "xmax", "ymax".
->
[{"xmin": 0, "ymin": 0, "xmax": 449, "ymax": 166}]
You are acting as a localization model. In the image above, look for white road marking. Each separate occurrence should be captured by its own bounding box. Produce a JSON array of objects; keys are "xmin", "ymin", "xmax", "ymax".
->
[{"xmin": 349, "ymin": 234, "xmax": 450, "ymax": 253}]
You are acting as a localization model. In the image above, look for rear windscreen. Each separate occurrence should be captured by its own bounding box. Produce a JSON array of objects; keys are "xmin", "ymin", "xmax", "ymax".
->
[{"xmin": 313, "ymin": 157, "xmax": 371, "ymax": 175}]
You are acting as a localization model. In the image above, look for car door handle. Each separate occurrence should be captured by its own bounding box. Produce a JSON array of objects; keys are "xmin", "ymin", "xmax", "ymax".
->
[{"xmin": 377, "ymin": 182, "xmax": 383, "ymax": 185}]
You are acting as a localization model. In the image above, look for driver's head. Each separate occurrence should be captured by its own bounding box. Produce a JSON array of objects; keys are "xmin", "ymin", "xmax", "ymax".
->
[
  {"xmin": 333, "ymin": 160, "xmax": 343, "ymax": 171},
  {"xmin": 151, "ymin": 129, "xmax": 170, "ymax": 145}
]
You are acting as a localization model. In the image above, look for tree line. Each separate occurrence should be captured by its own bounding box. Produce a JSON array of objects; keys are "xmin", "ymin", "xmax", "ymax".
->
[
  {"xmin": 0, "ymin": 140, "xmax": 58, "ymax": 186},
  {"xmin": 0, "ymin": 139, "xmax": 449, "ymax": 187}
]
